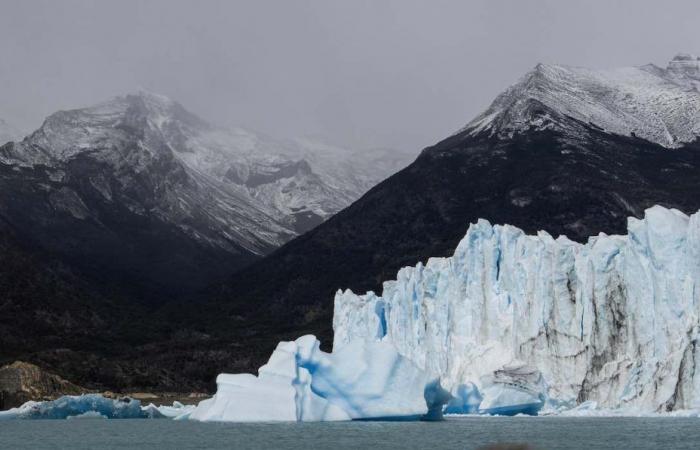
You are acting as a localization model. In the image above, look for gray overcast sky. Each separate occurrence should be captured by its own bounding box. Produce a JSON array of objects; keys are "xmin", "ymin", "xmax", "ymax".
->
[{"xmin": 1, "ymin": 0, "xmax": 699, "ymax": 152}]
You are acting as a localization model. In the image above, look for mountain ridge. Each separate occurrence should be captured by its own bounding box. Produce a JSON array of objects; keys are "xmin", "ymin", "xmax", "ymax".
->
[
  {"xmin": 461, "ymin": 53, "xmax": 700, "ymax": 148},
  {"xmin": 5, "ymin": 54, "xmax": 700, "ymax": 392},
  {"xmin": 191, "ymin": 53, "xmax": 700, "ymax": 364},
  {"xmin": 0, "ymin": 91, "xmax": 412, "ymax": 300}
]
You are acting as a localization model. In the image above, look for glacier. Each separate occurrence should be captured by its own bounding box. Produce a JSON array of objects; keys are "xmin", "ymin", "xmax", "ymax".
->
[
  {"xmin": 5, "ymin": 206, "xmax": 700, "ymax": 420},
  {"xmin": 334, "ymin": 205, "xmax": 700, "ymax": 413},
  {"xmin": 188, "ymin": 335, "xmax": 449, "ymax": 422}
]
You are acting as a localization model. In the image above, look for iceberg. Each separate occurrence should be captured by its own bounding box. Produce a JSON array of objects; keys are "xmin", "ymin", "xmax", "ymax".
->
[
  {"xmin": 0, "ymin": 394, "xmax": 195, "ymax": 420},
  {"xmin": 0, "ymin": 394, "xmax": 146, "ymax": 420},
  {"xmin": 333, "ymin": 206, "xmax": 700, "ymax": 413},
  {"xmin": 0, "ymin": 337, "xmax": 446, "ymax": 423},
  {"xmin": 142, "ymin": 401, "xmax": 195, "ymax": 419},
  {"xmin": 189, "ymin": 335, "xmax": 449, "ymax": 422}
]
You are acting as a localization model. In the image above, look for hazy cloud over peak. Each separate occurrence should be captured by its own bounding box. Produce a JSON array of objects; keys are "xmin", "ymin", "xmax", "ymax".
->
[{"xmin": 1, "ymin": 0, "xmax": 698, "ymax": 151}]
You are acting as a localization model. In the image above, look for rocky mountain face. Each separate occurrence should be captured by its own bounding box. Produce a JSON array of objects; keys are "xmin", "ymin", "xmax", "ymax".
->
[
  {"xmin": 464, "ymin": 53, "xmax": 700, "ymax": 148},
  {"xmin": 0, "ymin": 91, "xmax": 411, "ymax": 300},
  {"xmin": 0, "ymin": 361, "xmax": 84, "ymax": 409},
  {"xmin": 196, "ymin": 54, "xmax": 700, "ymax": 366}
]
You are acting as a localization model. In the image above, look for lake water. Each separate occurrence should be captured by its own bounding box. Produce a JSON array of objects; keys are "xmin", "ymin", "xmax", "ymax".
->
[{"xmin": 1, "ymin": 416, "xmax": 699, "ymax": 449}]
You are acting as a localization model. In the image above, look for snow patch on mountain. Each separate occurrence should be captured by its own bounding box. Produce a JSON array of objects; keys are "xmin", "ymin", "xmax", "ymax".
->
[
  {"xmin": 334, "ymin": 205, "xmax": 700, "ymax": 412},
  {"xmin": 462, "ymin": 54, "xmax": 700, "ymax": 148},
  {"xmin": 0, "ymin": 91, "xmax": 412, "ymax": 253}
]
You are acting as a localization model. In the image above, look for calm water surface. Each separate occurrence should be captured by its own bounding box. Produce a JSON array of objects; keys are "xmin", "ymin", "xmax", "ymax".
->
[{"xmin": 1, "ymin": 417, "xmax": 699, "ymax": 449}]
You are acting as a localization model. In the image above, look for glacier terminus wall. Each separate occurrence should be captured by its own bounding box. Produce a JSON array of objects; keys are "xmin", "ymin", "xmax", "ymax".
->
[{"xmin": 333, "ymin": 206, "xmax": 700, "ymax": 412}]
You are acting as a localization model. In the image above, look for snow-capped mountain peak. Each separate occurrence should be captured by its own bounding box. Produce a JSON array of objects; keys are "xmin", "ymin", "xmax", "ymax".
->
[
  {"xmin": 4, "ymin": 91, "xmax": 192, "ymax": 165},
  {"xmin": 463, "ymin": 54, "xmax": 700, "ymax": 148},
  {"xmin": 0, "ymin": 91, "xmax": 412, "ymax": 266}
]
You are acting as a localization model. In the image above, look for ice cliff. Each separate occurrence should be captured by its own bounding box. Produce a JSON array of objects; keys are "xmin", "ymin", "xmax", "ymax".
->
[{"xmin": 334, "ymin": 206, "xmax": 700, "ymax": 412}]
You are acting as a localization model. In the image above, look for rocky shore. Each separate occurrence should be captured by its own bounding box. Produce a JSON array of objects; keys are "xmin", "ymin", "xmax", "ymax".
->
[{"xmin": 0, "ymin": 361, "xmax": 208, "ymax": 410}]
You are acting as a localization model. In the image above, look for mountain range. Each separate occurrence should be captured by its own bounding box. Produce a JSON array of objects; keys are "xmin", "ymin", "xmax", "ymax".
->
[
  {"xmin": 2, "ymin": 53, "xmax": 700, "ymax": 392},
  {"xmin": 194, "ymin": 53, "xmax": 700, "ymax": 371},
  {"xmin": 0, "ymin": 91, "xmax": 412, "ymax": 300}
]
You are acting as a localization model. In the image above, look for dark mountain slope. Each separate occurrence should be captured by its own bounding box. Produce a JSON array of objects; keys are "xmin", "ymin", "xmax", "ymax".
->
[
  {"xmin": 196, "ymin": 108, "xmax": 700, "ymax": 356},
  {"xmin": 0, "ymin": 92, "xmax": 412, "ymax": 304},
  {"xmin": 195, "ymin": 55, "xmax": 700, "ymax": 360},
  {"xmin": 0, "ymin": 155, "xmax": 253, "ymax": 302},
  {"xmin": 5, "ymin": 55, "xmax": 700, "ymax": 392},
  {"xmin": 0, "ymin": 218, "xmax": 235, "ymax": 392}
]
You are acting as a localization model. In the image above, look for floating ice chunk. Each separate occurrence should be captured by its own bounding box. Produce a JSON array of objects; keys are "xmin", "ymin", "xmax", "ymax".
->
[
  {"xmin": 65, "ymin": 411, "xmax": 107, "ymax": 420},
  {"xmin": 189, "ymin": 335, "xmax": 448, "ymax": 422},
  {"xmin": 0, "ymin": 394, "xmax": 146, "ymax": 420},
  {"xmin": 189, "ymin": 337, "xmax": 349, "ymax": 422},
  {"xmin": 0, "ymin": 395, "xmax": 196, "ymax": 421},
  {"xmin": 141, "ymin": 401, "xmax": 195, "ymax": 420}
]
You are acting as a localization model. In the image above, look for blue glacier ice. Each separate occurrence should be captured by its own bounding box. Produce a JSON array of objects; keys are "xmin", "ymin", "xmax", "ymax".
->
[
  {"xmin": 0, "ymin": 395, "xmax": 195, "ymax": 420},
  {"xmin": 0, "ymin": 394, "xmax": 146, "ymax": 420},
  {"xmin": 189, "ymin": 335, "xmax": 450, "ymax": 422},
  {"xmin": 334, "ymin": 206, "xmax": 700, "ymax": 413},
  {"xmin": 444, "ymin": 383, "xmax": 482, "ymax": 415}
]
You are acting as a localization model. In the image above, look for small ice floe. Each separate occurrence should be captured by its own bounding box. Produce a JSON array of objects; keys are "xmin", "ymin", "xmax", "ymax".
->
[{"xmin": 0, "ymin": 394, "xmax": 195, "ymax": 420}]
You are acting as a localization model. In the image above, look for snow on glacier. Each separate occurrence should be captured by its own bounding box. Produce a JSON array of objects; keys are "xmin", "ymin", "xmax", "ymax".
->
[
  {"xmin": 189, "ymin": 335, "xmax": 449, "ymax": 422},
  {"xmin": 334, "ymin": 205, "xmax": 700, "ymax": 412}
]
